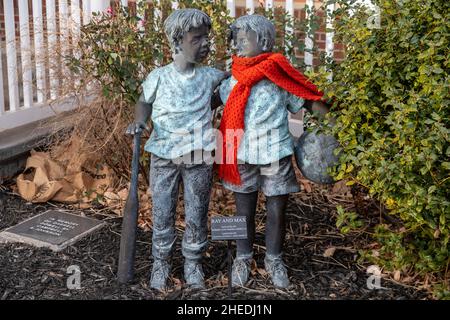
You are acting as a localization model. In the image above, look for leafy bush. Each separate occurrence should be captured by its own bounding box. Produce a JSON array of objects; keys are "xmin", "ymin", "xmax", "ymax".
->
[
  {"xmin": 311, "ymin": 0, "xmax": 449, "ymax": 286},
  {"xmin": 335, "ymin": 205, "xmax": 363, "ymax": 234},
  {"xmin": 71, "ymin": 1, "xmax": 162, "ymax": 104}
]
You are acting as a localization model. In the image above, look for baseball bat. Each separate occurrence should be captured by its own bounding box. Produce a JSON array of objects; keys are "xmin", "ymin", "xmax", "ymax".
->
[{"xmin": 117, "ymin": 131, "xmax": 141, "ymax": 284}]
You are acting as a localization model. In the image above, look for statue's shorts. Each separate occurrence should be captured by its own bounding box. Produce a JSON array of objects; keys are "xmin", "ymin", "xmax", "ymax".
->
[{"xmin": 222, "ymin": 155, "xmax": 300, "ymax": 197}]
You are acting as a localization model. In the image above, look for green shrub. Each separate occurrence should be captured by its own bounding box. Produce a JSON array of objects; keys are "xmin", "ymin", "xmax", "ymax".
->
[
  {"xmin": 311, "ymin": 0, "xmax": 449, "ymax": 286},
  {"xmin": 335, "ymin": 205, "xmax": 363, "ymax": 234},
  {"xmin": 71, "ymin": 1, "xmax": 164, "ymax": 104}
]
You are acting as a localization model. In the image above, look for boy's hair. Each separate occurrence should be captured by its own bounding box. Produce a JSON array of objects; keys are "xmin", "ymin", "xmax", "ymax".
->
[
  {"xmin": 230, "ymin": 15, "xmax": 275, "ymax": 52},
  {"xmin": 164, "ymin": 8, "xmax": 211, "ymax": 52}
]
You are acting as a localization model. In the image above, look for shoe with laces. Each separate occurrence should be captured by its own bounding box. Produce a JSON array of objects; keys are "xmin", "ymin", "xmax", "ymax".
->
[
  {"xmin": 184, "ymin": 259, "xmax": 205, "ymax": 289},
  {"xmin": 231, "ymin": 258, "xmax": 252, "ymax": 287},
  {"xmin": 264, "ymin": 256, "xmax": 290, "ymax": 288},
  {"xmin": 150, "ymin": 259, "xmax": 171, "ymax": 290}
]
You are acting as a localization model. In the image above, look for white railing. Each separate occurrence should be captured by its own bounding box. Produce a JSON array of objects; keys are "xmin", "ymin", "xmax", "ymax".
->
[
  {"xmin": 0, "ymin": 0, "xmax": 100, "ymax": 131},
  {"xmin": 0, "ymin": 0, "xmax": 335, "ymax": 134}
]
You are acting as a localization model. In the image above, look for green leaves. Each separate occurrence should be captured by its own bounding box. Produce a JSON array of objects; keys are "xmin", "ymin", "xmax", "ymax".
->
[
  {"xmin": 312, "ymin": 0, "xmax": 450, "ymax": 291},
  {"xmin": 336, "ymin": 206, "xmax": 363, "ymax": 234}
]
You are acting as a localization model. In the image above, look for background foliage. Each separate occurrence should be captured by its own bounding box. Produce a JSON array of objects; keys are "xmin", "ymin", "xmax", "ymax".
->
[{"xmin": 311, "ymin": 0, "xmax": 449, "ymax": 296}]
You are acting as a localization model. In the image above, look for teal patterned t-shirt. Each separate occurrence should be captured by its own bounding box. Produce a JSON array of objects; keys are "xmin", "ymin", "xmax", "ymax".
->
[
  {"xmin": 141, "ymin": 63, "xmax": 224, "ymax": 159},
  {"xmin": 219, "ymin": 76, "xmax": 305, "ymax": 165}
]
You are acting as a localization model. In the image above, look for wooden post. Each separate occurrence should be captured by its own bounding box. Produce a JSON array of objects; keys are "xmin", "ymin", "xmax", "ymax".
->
[
  {"xmin": 246, "ymin": 0, "xmax": 254, "ymax": 14},
  {"xmin": 304, "ymin": 0, "xmax": 314, "ymax": 69},
  {"xmin": 32, "ymin": 0, "xmax": 47, "ymax": 103},
  {"xmin": 46, "ymin": 0, "xmax": 58, "ymax": 99},
  {"xmin": 82, "ymin": 0, "xmax": 91, "ymax": 25},
  {"xmin": 18, "ymin": 0, "xmax": 33, "ymax": 108},
  {"xmin": 4, "ymin": 0, "xmax": 20, "ymax": 111},
  {"xmin": 227, "ymin": 0, "xmax": 236, "ymax": 17},
  {"xmin": 90, "ymin": 0, "xmax": 110, "ymax": 13},
  {"xmin": 0, "ymin": 38, "xmax": 4, "ymax": 114},
  {"xmin": 326, "ymin": 2, "xmax": 335, "ymax": 80}
]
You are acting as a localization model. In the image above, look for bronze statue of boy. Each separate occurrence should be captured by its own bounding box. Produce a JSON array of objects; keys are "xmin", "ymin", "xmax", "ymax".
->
[
  {"xmin": 217, "ymin": 15, "xmax": 329, "ymax": 288},
  {"xmin": 127, "ymin": 8, "xmax": 227, "ymax": 290}
]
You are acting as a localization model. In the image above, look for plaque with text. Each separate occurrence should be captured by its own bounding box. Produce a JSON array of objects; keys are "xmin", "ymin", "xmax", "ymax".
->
[
  {"xmin": 211, "ymin": 216, "xmax": 247, "ymax": 241},
  {"xmin": 0, "ymin": 210, "xmax": 105, "ymax": 251}
]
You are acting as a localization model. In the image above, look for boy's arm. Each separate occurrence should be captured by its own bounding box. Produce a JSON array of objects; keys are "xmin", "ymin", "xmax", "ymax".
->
[
  {"xmin": 211, "ymin": 72, "xmax": 231, "ymax": 110},
  {"xmin": 303, "ymin": 100, "xmax": 336, "ymax": 126},
  {"xmin": 211, "ymin": 89, "xmax": 223, "ymax": 110},
  {"xmin": 126, "ymin": 94, "xmax": 152, "ymax": 135},
  {"xmin": 303, "ymin": 100, "xmax": 330, "ymax": 120}
]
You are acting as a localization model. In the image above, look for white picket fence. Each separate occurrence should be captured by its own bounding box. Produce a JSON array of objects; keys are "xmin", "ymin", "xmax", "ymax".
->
[{"xmin": 0, "ymin": 0, "xmax": 335, "ymax": 133}]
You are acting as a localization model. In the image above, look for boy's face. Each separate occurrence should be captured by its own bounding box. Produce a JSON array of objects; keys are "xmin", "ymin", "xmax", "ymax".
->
[
  {"xmin": 234, "ymin": 29, "xmax": 264, "ymax": 57},
  {"xmin": 178, "ymin": 25, "xmax": 210, "ymax": 63}
]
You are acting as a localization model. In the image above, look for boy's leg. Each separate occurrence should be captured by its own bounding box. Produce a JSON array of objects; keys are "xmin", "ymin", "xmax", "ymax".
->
[
  {"xmin": 180, "ymin": 161, "xmax": 213, "ymax": 288},
  {"xmin": 232, "ymin": 191, "xmax": 258, "ymax": 286},
  {"xmin": 222, "ymin": 163, "xmax": 259, "ymax": 286},
  {"xmin": 265, "ymin": 194, "xmax": 288, "ymax": 257},
  {"xmin": 265, "ymin": 194, "xmax": 290, "ymax": 288},
  {"xmin": 234, "ymin": 191, "xmax": 258, "ymax": 258},
  {"xmin": 149, "ymin": 154, "xmax": 181, "ymax": 289},
  {"xmin": 261, "ymin": 156, "xmax": 299, "ymax": 288}
]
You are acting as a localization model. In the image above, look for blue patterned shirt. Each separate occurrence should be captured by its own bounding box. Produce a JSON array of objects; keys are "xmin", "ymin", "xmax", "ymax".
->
[
  {"xmin": 141, "ymin": 63, "xmax": 224, "ymax": 159},
  {"xmin": 219, "ymin": 76, "xmax": 305, "ymax": 165}
]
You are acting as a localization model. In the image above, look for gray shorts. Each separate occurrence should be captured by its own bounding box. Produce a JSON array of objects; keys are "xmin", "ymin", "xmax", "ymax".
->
[{"xmin": 222, "ymin": 156, "xmax": 300, "ymax": 196}]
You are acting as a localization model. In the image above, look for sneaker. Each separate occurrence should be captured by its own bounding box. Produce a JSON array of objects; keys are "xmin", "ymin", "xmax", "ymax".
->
[
  {"xmin": 184, "ymin": 259, "xmax": 205, "ymax": 289},
  {"xmin": 264, "ymin": 256, "xmax": 290, "ymax": 288},
  {"xmin": 231, "ymin": 258, "xmax": 252, "ymax": 287},
  {"xmin": 150, "ymin": 259, "xmax": 171, "ymax": 290}
]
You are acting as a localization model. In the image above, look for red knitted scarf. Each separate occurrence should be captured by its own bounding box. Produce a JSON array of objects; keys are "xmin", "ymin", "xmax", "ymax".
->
[{"xmin": 217, "ymin": 52, "xmax": 324, "ymax": 185}]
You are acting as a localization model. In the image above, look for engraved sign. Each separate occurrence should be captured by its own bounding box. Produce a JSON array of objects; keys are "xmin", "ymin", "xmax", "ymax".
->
[
  {"xmin": 211, "ymin": 216, "xmax": 247, "ymax": 240},
  {"xmin": 0, "ymin": 210, "xmax": 105, "ymax": 251}
]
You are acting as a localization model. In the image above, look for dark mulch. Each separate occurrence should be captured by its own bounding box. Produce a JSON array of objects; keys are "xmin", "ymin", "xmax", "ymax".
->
[{"xmin": 0, "ymin": 184, "xmax": 430, "ymax": 300}]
